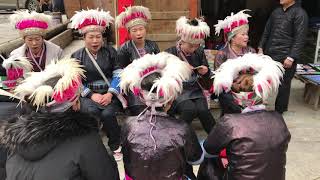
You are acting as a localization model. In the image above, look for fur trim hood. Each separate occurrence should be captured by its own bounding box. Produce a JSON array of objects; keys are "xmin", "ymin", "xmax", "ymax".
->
[{"xmin": 1, "ymin": 111, "xmax": 98, "ymax": 161}]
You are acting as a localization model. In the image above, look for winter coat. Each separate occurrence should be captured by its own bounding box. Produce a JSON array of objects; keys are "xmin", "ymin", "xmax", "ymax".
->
[
  {"xmin": 2, "ymin": 111, "xmax": 120, "ymax": 180},
  {"xmin": 259, "ymin": 3, "xmax": 308, "ymax": 63},
  {"xmin": 121, "ymin": 111, "xmax": 203, "ymax": 180},
  {"xmin": 201, "ymin": 110, "xmax": 291, "ymax": 180}
]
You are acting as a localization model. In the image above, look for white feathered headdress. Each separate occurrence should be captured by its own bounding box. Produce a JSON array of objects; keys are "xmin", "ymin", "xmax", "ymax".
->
[
  {"xmin": 10, "ymin": 10, "xmax": 52, "ymax": 37},
  {"xmin": 214, "ymin": 10, "xmax": 251, "ymax": 42},
  {"xmin": 176, "ymin": 16, "xmax": 210, "ymax": 44},
  {"xmin": 14, "ymin": 58, "xmax": 85, "ymax": 111},
  {"xmin": 120, "ymin": 52, "xmax": 192, "ymax": 107},
  {"xmin": 1, "ymin": 55, "xmax": 33, "ymax": 89},
  {"xmin": 214, "ymin": 53, "xmax": 284, "ymax": 101},
  {"xmin": 71, "ymin": 9, "xmax": 114, "ymax": 34},
  {"xmin": 115, "ymin": 6, "xmax": 151, "ymax": 29}
]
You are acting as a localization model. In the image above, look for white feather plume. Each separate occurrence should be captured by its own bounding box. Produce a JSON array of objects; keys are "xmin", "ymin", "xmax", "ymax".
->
[
  {"xmin": 10, "ymin": 10, "xmax": 52, "ymax": 29},
  {"xmin": 14, "ymin": 58, "xmax": 85, "ymax": 109},
  {"xmin": 214, "ymin": 9, "xmax": 251, "ymax": 35},
  {"xmin": 71, "ymin": 9, "xmax": 114, "ymax": 31},
  {"xmin": 2, "ymin": 56, "xmax": 33, "ymax": 74},
  {"xmin": 213, "ymin": 53, "xmax": 284, "ymax": 100},
  {"xmin": 115, "ymin": 6, "xmax": 151, "ymax": 28},
  {"xmin": 120, "ymin": 52, "xmax": 192, "ymax": 104}
]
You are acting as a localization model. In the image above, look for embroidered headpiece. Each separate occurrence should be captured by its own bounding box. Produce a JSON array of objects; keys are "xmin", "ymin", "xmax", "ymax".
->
[
  {"xmin": 71, "ymin": 9, "xmax": 114, "ymax": 34},
  {"xmin": 120, "ymin": 52, "xmax": 192, "ymax": 107},
  {"xmin": 115, "ymin": 6, "xmax": 151, "ymax": 29},
  {"xmin": 176, "ymin": 16, "xmax": 210, "ymax": 44},
  {"xmin": 10, "ymin": 10, "xmax": 51, "ymax": 37},
  {"xmin": 214, "ymin": 10, "xmax": 251, "ymax": 42}
]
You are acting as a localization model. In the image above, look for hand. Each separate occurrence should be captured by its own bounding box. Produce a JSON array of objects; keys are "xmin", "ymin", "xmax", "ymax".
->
[
  {"xmin": 91, "ymin": 93, "xmax": 103, "ymax": 104},
  {"xmin": 195, "ymin": 65, "xmax": 209, "ymax": 75},
  {"xmin": 283, "ymin": 58, "xmax": 293, "ymax": 69},
  {"xmin": 258, "ymin": 48, "xmax": 263, "ymax": 54},
  {"xmin": 100, "ymin": 92, "xmax": 113, "ymax": 106},
  {"xmin": 72, "ymin": 99, "xmax": 80, "ymax": 111}
]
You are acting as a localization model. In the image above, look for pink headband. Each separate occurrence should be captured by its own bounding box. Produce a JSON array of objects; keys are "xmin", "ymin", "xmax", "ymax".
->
[
  {"xmin": 78, "ymin": 18, "xmax": 107, "ymax": 30},
  {"xmin": 122, "ymin": 12, "xmax": 148, "ymax": 26},
  {"xmin": 16, "ymin": 20, "xmax": 48, "ymax": 30},
  {"xmin": 223, "ymin": 19, "xmax": 248, "ymax": 34}
]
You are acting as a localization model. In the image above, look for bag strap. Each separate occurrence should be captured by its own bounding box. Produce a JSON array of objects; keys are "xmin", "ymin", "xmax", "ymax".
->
[
  {"xmin": 85, "ymin": 48, "xmax": 111, "ymax": 87},
  {"xmin": 85, "ymin": 48, "xmax": 128, "ymax": 109}
]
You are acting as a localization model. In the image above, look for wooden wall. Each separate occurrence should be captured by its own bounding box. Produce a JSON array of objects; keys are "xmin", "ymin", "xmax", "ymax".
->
[{"xmin": 134, "ymin": 0, "xmax": 195, "ymax": 50}]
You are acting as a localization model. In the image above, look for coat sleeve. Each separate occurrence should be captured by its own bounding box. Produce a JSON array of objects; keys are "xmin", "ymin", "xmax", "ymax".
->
[
  {"xmin": 78, "ymin": 133, "xmax": 120, "ymax": 180},
  {"xmin": 71, "ymin": 51, "xmax": 93, "ymax": 98},
  {"xmin": 152, "ymin": 41, "xmax": 160, "ymax": 54},
  {"xmin": 203, "ymin": 117, "xmax": 233, "ymax": 157},
  {"xmin": 288, "ymin": 9, "xmax": 308, "ymax": 62},
  {"xmin": 108, "ymin": 47, "xmax": 121, "ymax": 95},
  {"xmin": 258, "ymin": 11, "xmax": 273, "ymax": 49},
  {"xmin": 117, "ymin": 42, "xmax": 131, "ymax": 69},
  {"xmin": 198, "ymin": 48, "xmax": 211, "ymax": 77}
]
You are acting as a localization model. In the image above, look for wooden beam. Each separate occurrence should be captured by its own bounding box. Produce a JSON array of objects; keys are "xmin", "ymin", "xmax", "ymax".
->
[{"xmin": 189, "ymin": 0, "xmax": 198, "ymax": 18}]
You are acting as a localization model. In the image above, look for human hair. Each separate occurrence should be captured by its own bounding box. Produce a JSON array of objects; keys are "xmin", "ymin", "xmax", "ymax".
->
[
  {"xmin": 231, "ymin": 74, "xmax": 254, "ymax": 93},
  {"xmin": 140, "ymin": 72, "xmax": 161, "ymax": 92}
]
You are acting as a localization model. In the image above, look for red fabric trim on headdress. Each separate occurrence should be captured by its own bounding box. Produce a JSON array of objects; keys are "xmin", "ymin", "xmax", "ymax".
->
[
  {"xmin": 52, "ymin": 79, "xmax": 81, "ymax": 103},
  {"xmin": 16, "ymin": 20, "xmax": 48, "ymax": 30},
  {"xmin": 122, "ymin": 12, "xmax": 148, "ymax": 27},
  {"xmin": 78, "ymin": 18, "xmax": 107, "ymax": 30},
  {"xmin": 223, "ymin": 19, "xmax": 248, "ymax": 34}
]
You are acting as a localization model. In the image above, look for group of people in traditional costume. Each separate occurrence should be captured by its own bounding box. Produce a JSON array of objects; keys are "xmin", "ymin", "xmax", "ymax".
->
[{"xmin": 0, "ymin": 0, "xmax": 308, "ymax": 179}]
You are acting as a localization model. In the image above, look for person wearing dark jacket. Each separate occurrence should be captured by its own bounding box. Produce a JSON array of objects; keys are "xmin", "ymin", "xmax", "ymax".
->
[
  {"xmin": 70, "ymin": 9, "xmax": 124, "ymax": 161},
  {"xmin": 198, "ymin": 53, "xmax": 291, "ymax": 180},
  {"xmin": 115, "ymin": 6, "xmax": 160, "ymax": 115},
  {"xmin": 258, "ymin": 0, "xmax": 308, "ymax": 113},
  {"xmin": 119, "ymin": 52, "xmax": 203, "ymax": 180},
  {"xmin": 165, "ymin": 16, "xmax": 215, "ymax": 134},
  {"xmin": 0, "ymin": 58, "xmax": 120, "ymax": 180},
  {"xmin": 213, "ymin": 10, "xmax": 256, "ymax": 116},
  {"xmin": 2, "ymin": 112, "xmax": 119, "ymax": 180}
]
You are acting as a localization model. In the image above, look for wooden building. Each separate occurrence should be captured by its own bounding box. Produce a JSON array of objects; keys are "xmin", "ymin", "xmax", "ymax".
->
[{"xmin": 64, "ymin": 0, "xmax": 320, "ymax": 51}]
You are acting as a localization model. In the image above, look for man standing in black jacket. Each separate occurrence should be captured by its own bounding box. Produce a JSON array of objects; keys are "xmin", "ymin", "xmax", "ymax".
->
[{"xmin": 258, "ymin": 0, "xmax": 308, "ymax": 114}]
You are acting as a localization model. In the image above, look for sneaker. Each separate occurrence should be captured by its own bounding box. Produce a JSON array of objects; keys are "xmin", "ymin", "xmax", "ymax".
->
[{"xmin": 113, "ymin": 146, "xmax": 123, "ymax": 161}]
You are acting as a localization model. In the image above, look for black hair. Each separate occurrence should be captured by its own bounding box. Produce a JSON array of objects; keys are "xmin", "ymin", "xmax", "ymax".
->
[
  {"xmin": 188, "ymin": 19, "xmax": 199, "ymax": 26},
  {"xmin": 140, "ymin": 72, "xmax": 161, "ymax": 93}
]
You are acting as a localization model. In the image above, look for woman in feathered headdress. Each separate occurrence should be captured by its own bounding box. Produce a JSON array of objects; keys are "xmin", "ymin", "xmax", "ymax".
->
[
  {"xmin": 214, "ymin": 10, "xmax": 256, "ymax": 70},
  {"xmin": 1, "ymin": 58, "xmax": 120, "ymax": 180},
  {"xmin": 8, "ymin": 10, "xmax": 63, "ymax": 73},
  {"xmin": 198, "ymin": 53, "xmax": 290, "ymax": 180},
  {"xmin": 70, "ymin": 9, "xmax": 124, "ymax": 161},
  {"xmin": 213, "ymin": 10, "xmax": 256, "ymax": 115},
  {"xmin": 165, "ymin": 16, "xmax": 215, "ymax": 135},
  {"xmin": 115, "ymin": 5, "xmax": 160, "ymax": 116},
  {"xmin": 120, "ymin": 52, "xmax": 203, "ymax": 180}
]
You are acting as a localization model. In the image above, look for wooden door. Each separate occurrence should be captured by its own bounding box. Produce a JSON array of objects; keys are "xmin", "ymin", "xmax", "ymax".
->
[{"xmin": 134, "ymin": 0, "xmax": 198, "ymax": 50}]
